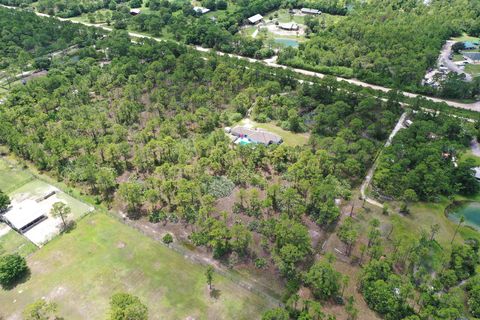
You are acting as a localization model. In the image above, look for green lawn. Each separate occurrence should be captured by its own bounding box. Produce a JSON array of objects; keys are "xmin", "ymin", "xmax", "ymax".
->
[
  {"xmin": 453, "ymin": 53, "xmax": 465, "ymax": 62},
  {"xmin": 0, "ymin": 230, "xmax": 37, "ymax": 257},
  {"xmin": 383, "ymin": 197, "xmax": 480, "ymax": 247},
  {"xmin": 451, "ymin": 33, "xmax": 480, "ymax": 42},
  {"xmin": 0, "ymin": 157, "xmax": 34, "ymax": 193},
  {"xmin": 465, "ymin": 64, "xmax": 480, "ymax": 78},
  {"xmin": 0, "ymin": 212, "xmax": 274, "ymax": 319},
  {"xmin": 237, "ymin": 119, "xmax": 310, "ymax": 147},
  {"xmin": 459, "ymin": 149, "xmax": 480, "ymax": 166}
]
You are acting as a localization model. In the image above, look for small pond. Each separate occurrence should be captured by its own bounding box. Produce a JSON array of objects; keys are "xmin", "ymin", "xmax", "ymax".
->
[
  {"xmin": 274, "ymin": 38, "xmax": 299, "ymax": 48},
  {"xmin": 448, "ymin": 201, "xmax": 480, "ymax": 230}
]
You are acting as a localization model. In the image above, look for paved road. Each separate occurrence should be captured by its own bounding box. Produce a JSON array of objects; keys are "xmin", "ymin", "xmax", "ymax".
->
[
  {"xmin": 471, "ymin": 138, "xmax": 480, "ymax": 157},
  {"xmin": 2, "ymin": 4, "xmax": 480, "ymax": 112},
  {"xmin": 439, "ymin": 41, "xmax": 473, "ymax": 82}
]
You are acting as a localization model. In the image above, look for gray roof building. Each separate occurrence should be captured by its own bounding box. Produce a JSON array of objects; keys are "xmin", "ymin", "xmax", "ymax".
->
[
  {"xmin": 301, "ymin": 8, "xmax": 321, "ymax": 15},
  {"xmin": 231, "ymin": 126, "xmax": 282, "ymax": 145},
  {"xmin": 464, "ymin": 52, "xmax": 480, "ymax": 62}
]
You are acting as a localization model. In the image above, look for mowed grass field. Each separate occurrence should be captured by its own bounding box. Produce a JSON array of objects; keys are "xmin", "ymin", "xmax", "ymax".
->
[
  {"xmin": 0, "ymin": 157, "xmax": 33, "ymax": 193},
  {"xmin": 0, "ymin": 230, "xmax": 37, "ymax": 257},
  {"xmin": 0, "ymin": 212, "xmax": 274, "ymax": 319},
  {"xmin": 237, "ymin": 119, "xmax": 310, "ymax": 147}
]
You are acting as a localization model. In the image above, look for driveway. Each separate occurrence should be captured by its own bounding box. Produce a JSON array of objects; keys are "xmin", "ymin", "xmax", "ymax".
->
[{"xmin": 439, "ymin": 41, "xmax": 473, "ymax": 82}]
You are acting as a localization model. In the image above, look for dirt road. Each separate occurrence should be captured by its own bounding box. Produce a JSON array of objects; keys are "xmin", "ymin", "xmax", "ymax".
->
[{"xmin": 360, "ymin": 112, "xmax": 408, "ymax": 207}]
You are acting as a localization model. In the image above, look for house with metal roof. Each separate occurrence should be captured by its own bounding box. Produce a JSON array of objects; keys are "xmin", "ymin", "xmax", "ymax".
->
[
  {"xmin": 248, "ymin": 14, "xmax": 263, "ymax": 24},
  {"xmin": 301, "ymin": 8, "xmax": 321, "ymax": 15},
  {"xmin": 193, "ymin": 6, "xmax": 210, "ymax": 14},
  {"xmin": 1, "ymin": 199, "xmax": 47, "ymax": 234},
  {"xmin": 279, "ymin": 22, "xmax": 299, "ymax": 31},
  {"xmin": 130, "ymin": 8, "xmax": 141, "ymax": 15}
]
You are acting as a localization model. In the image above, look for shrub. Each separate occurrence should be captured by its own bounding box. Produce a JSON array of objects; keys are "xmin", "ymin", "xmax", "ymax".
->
[
  {"xmin": 206, "ymin": 176, "xmax": 235, "ymax": 198},
  {"xmin": 162, "ymin": 233, "xmax": 173, "ymax": 244},
  {"xmin": 110, "ymin": 292, "xmax": 148, "ymax": 320},
  {"xmin": 149, "ymin": 210, "xmax": 167, "ymax": 223},
  {"xmin": 255, "ymin": 257, "xmax": 267, "ymax": 269},
  {"xmin": 0, "ymin": 254, "xmax": 28, "ymax": 287}
]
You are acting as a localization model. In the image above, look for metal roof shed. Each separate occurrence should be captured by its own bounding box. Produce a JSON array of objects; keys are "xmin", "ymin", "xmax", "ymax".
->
[
  {"xmin": 2, "ymin": 199, "xmax": 47, "ymax": 233},
  {"xmin": 248, "ymin": 14, "xmax": 263, "ymax": 24}
]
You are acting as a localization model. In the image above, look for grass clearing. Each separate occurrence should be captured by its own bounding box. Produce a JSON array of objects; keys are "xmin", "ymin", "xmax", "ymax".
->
[
  {"xmin": 453, "ymin": 53, "xmax": 465, "ymax": 62},
  {"xmin": 0, "ymin": 230, "xmax": 37, "ymax": 257},
  {"xmin": 0, "ymin": 157, "xmax": 34, "ymax": 193},
  {"xmin": 378, "ymin": 197, "xmax": 480, "ymax": 247},
  {"xmin": 0, "ymin": 212, "xmax": 274, "ymax": 319},
  {"xmin": 237, "ymin": 119, "xmax": 310, "ymax": 147},
  {"xmin": 451, "ymin": 33, "xmax": 480, "ymax": 42},
  {"xmin": 465, "ymin": 64, "xmax": 480, "ymax": 77},
  {"xmin": 459, "ymin": 149, "xmax": 480, "ymax": 166}
]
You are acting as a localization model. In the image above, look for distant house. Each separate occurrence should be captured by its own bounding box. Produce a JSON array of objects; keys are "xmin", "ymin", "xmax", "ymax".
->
[
  {"xmin": 193, "ymin": 6, "xmax": 210, "ymax": 14},
  {"xmin": 301, "ymin": 8, "xmax": 321, "ymax": 15},
  {"xmin": 248, "ymin": 14, "xmax": 264, "ymax": 24},
  {"xmin": 130, "ymin": 8, "xmax": 141, "ymax": 15},
  {"xmin": 279, "ymin": 22, "xmax": 299, "ymax": 31},
  {"xmin": 464, "ymin": 41, "xmax": 476, "ymax": 50},
  {"xmin": 230, "ymin": 126, "xmax": 282, "ymax": 145}
]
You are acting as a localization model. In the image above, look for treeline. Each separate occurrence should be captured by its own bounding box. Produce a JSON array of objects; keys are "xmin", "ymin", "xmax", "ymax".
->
[
  {"xmin": 278, "ymin": 0, "xmax": 480, "ymax": 98},
  {"xmin": 373, "ymin": 111, "xmax": 479, "ymax": 201},
  {"xmin": 0, "ymin": 7, "xmax": 101, "ymax": 70},
  {"xmin": 0, "ymin": 0, "xmax": 35, "ymax": 6},
  {"xmin": 0, "ymin": 0, "xmax": 130, "ymax": 17}
]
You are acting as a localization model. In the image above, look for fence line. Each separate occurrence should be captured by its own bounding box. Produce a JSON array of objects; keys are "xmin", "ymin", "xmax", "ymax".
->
[
  {"xmin": 107, "ymin": 211, "xmax": 284, "ymax": 308},
  {"xmin": 2, "ymin": 155, "xmax": 283, "ymax": 307}
]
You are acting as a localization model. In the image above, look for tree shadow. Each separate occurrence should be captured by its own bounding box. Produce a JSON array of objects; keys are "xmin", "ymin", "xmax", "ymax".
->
[
  {"xmin": 210, "ymin": 288, "xmax": 221, "ymax": 300},
  {"xmin": 127, "ymin": 209, "xmax": 143, "ymax": 220},
  {"xmin": 64, "ymin": 220, "xmax": 77, "ymax": 233},
  {"xmin": 1, "ymin": 268, "xmax": 31, "ymax": 291}
]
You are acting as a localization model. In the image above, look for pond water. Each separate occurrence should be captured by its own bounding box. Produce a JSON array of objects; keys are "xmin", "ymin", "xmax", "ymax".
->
[
  {"xmin": 448, "ymin": 202, "xmax": 480, "ymax": 230},
  {"xmin": 274, "ymin": 38, "xmax": 299, "ymax": 48}
]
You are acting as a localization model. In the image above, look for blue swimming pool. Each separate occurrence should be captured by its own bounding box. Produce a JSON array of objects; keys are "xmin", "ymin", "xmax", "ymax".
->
[
  {"xmin": 236, "ymin": 137, "xmax": 252, "ymax": 145},
  {"xmin": 274, "ymin": 38, "xmax": 299, "ymax": 48}
]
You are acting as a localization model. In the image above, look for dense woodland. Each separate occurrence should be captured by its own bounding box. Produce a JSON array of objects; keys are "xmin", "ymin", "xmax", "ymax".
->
[
  {"xmin": 1, "ymin": 5, "xmax": 480, "ymax": 320},
  {"xmin": 278, "ymin": 0, "xmax": 480, "ymax": 98},
  {"xmin": 0, "ymin": 9, "xmax": 100, "ymax": 70},
  {"xmin": 2, "ymin": 0, "xmax": 480, "ymax": 99},
  {"xmin": 373, "ymin": 112, "xmax": 479, "ymax": 202}
]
